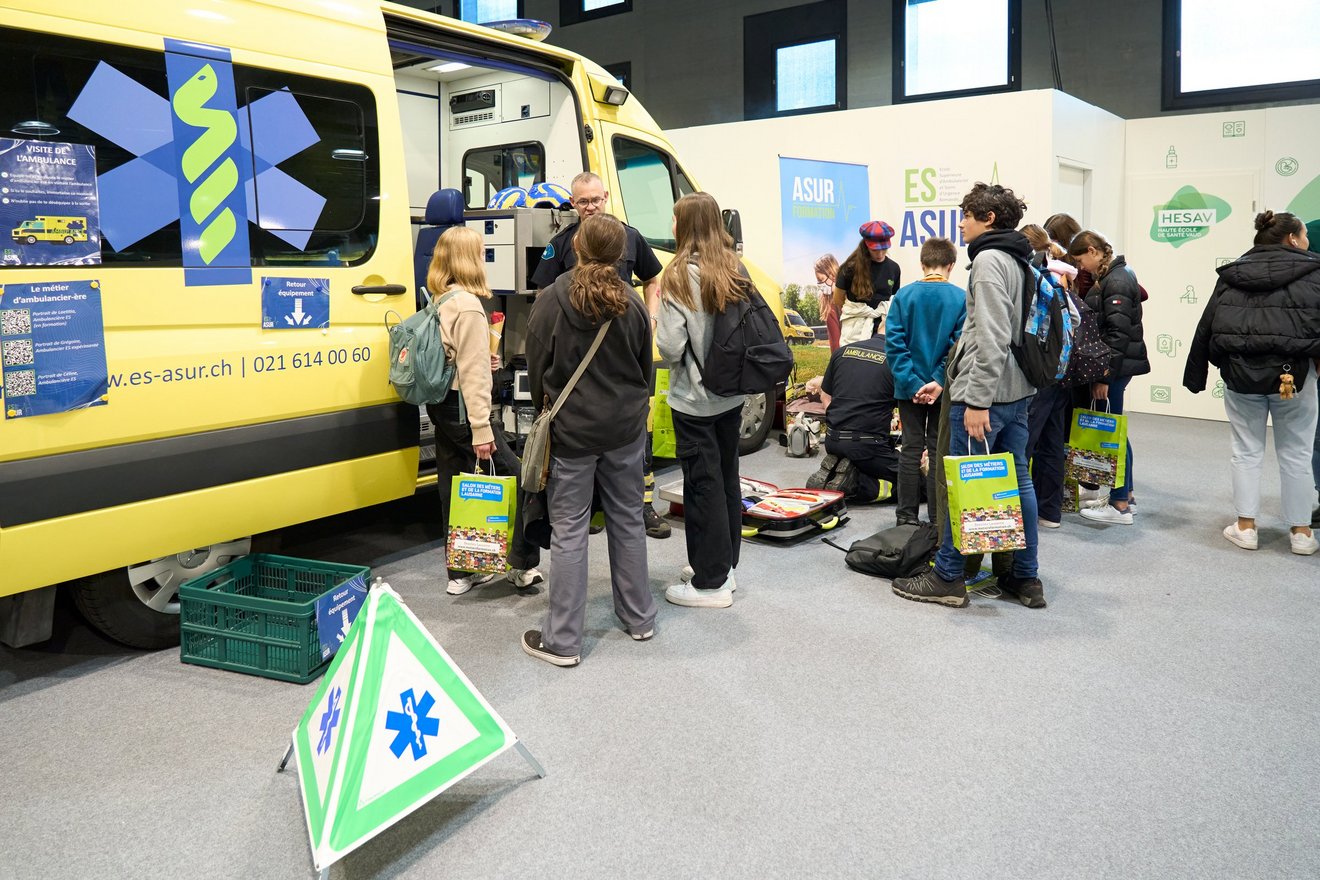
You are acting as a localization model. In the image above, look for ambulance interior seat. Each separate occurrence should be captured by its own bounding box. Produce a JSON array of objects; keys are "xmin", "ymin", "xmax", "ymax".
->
[{"xmin": 414, "ymin": 188, "xmax": 466, "ymax": 309}]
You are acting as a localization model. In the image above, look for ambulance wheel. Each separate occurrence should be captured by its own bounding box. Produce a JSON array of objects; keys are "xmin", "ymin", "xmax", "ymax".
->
[
  {"xmin": 24, "ymin": 235, "xmax": 36, "ymax": 244},
  {"xmin": 738, "ymin": 391, "xmax": 772, "ymax": 454},
  {"xmin": 63, "ymin": 235, "xmax": 74, "ymax": 244},
  {"xmin": 71, "ymin": 536, "xmax": 273, "ymax": 649}
]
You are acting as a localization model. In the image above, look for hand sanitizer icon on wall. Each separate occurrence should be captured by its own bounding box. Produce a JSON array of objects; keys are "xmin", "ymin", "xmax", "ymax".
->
[{"xmin": 1166, "ymin": 146, "xmax": 1179, "ymax": 169}]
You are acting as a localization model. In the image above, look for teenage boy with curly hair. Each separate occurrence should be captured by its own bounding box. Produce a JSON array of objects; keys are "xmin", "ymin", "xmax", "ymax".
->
[{"xmin": 892, "ymin": 183, "xmax": 1047, "ymax": 610}]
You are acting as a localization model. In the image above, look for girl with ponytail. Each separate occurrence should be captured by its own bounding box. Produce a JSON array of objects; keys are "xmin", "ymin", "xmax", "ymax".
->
[
  {"xmin": 1068, "ymin": 230, "xmax": 1150, "ymax": 526},
  {"xmin": 521, "ymin": 212, "xmax": 658, "ymax": 667}
]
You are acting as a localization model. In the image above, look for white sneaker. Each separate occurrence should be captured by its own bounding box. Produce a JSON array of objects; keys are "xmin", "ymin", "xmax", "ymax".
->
[
  {"xmin": 446, "ymin": 572, "xmax": 496, "ymax": 595},
  {"xmin": 1078, "ymin": 486, "xmax": 1106, "ymax": 505},
  {"xmin": 1080, "ymin": 503, "xmax": 1134, "ymax": 525},
  {"xmin": 679, "ymin": 565, "xmax": 736, "ymax": 591},
  {"xmin": 1222, "ymin": 523, "xmax": 1258, "ymax": 551},
  {"xmin": 1038, "ymin": 517, "xmax": 1061, "ymax": 529},
  {"xmin": 665, "ymin": 578, "xmax": 734, "ymax": 608},
  {"xmin": 507, "ymin": 567, "xmax": 545, "ymax": 588},
  {"xmin": 1290, "ymin": 531, "xmax": 1318, "ymax": 556}
]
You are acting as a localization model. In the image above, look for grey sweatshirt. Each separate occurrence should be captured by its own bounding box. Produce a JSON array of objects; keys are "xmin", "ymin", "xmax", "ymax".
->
[
  {"xmin": 655, "ymin": 263, "xmax": 747, "ymax": 417},
  {"xmin": 947, "ymin": 248, "xmax": 1036, "ymax": 408}
]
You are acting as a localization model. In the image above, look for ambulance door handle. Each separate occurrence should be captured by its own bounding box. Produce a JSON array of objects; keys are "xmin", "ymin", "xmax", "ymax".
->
[{"xmin": 351, "ymin": 284, "xmax": 407, "ymax": 296}]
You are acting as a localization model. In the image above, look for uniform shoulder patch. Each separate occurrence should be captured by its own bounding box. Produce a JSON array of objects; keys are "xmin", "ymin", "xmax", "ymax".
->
[{"xmin": 542, "ymin": 244, "xmax": 555, "ymax": 259}]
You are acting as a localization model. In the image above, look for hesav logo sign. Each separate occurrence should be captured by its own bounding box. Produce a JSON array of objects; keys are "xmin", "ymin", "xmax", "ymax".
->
[{"xmin": 1150, "ymin": 186, "xmax": 1232, "ymax": 248}]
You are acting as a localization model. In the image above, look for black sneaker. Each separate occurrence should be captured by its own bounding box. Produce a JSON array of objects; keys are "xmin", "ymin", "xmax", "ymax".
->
[
  {"xmin": 825, "ymin": 457, "xmax": 858, "ymax": 494},
  {"xmin": 643, "ymin": 503, "xmax": 671, "ymax": 539},
  {"xmin": 891, "ymin": 568, "xmax": 968, "ymax": 608},
  {"xmin": 521, "ymin": 630, "xmax": 580, "ymax": 667},
  {"xmin": 1311, "ymin": 505, "xmax": 1320, "ymax": 530},
  {"xmin": 807, "ymin": 454, "xmax": 840, "ymax": 489},
  {"xmin": 999, "ymin": 575, "xmax": 1047, "ymax": 609}
]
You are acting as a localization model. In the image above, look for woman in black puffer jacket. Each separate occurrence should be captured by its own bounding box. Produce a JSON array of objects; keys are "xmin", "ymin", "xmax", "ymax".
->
[
  {"xmin": 1068, "ymin": 230, "xmax": 1150, "ymax": 526},
  {"xmin": 1183, "ymin": 211, "xmax": 1320, "ymax": 556}
]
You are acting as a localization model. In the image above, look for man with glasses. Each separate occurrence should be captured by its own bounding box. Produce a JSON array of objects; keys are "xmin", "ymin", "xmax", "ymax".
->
[{"xmin": 531, "ymin": 171, "xmax": 670, "ymax": 538}]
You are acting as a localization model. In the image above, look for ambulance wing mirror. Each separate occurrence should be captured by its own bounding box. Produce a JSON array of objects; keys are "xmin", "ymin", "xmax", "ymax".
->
[{"xmin": 722, "ymin": 209, "xmax": 743, "ymax": 256}]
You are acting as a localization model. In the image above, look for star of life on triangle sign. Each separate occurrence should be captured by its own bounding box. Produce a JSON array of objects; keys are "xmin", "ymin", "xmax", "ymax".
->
[{"xmin": 292, "ymin": 584, "xmax": 518, "ymax": 872}]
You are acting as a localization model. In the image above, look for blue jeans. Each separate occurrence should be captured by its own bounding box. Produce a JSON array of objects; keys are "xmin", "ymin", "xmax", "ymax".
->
[
  {"xmin": 1105, "ymin": 375, "xmax": 1134, "ymax": 505},
  {"xmin": 935, "ymin": 399, "xmax": 1039, "ymax": 581}
]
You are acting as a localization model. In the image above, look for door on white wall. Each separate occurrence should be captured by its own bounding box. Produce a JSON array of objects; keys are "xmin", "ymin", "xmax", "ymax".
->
[
  {"xmin": 1124, "ymin": 170, "xmax": 1259, "ymax": 421},
  {"xmin": 1056, "ymin": 161, "xmax": 1091, "ymax": 228}
]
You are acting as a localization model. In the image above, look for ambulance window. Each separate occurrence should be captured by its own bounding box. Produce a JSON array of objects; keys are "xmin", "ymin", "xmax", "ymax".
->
[
  {"xmin": 236, "ymin": 67, "xmax": 380, "ymax": 266},
  {"xmin": 612, "ymin": 137, "xmax": 681, "ymax": 251},
  {"xmin": 676, "ymin": 167, "xmax": 696, "ymax": 197},
  {"xmin": 0, "ymin": 27, "xmax": 184, "ymax": 266},
  {"xmin": 462, "ymin": 143, "xmax": 546, "ymax": 209}
]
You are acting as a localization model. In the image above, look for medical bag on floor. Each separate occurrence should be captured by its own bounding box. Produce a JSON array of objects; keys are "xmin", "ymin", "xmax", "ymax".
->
[
  {"xmin": 741, "ymin": 488, "xmax": 848, "ymax": 541},
  {"xmin": 659, "ymin": 476, "xmax": 779, "ymax": 517}
]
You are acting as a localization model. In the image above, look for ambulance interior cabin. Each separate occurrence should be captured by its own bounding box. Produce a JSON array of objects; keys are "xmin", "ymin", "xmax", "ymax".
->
[{"xmin": 392, "ymin": 45, "xmax": 584, "ymax": 362}]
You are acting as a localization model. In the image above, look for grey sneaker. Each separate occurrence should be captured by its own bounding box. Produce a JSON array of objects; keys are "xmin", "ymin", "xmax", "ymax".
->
[
  {"xmin": 507, "ymin": 567, "xmax": 544, "ymax": 588},
  {"xmin": 891, "ymin": 569, "xmax": 968, "ymax": 608}
]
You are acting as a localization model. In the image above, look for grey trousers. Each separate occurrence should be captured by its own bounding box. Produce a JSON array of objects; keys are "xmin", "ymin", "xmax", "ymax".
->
[{"xmin": 541, "ymin": 433, "xmax": 656, "ymax": 654}]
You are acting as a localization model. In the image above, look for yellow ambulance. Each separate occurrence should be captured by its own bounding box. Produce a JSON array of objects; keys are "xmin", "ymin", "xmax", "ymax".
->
[{"xmin": 0, "ymin": 0, "xmax": 783, "ymax": 649}]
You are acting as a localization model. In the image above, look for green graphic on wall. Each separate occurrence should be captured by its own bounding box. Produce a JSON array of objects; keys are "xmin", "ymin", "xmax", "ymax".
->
[
  {"xmin": 1286, "ymin": 173, "xmax": 1320, "ymax": 222},
  {"xmin": 1150, "ymin": 186, "xmax": 1232, "ymax": 248}
]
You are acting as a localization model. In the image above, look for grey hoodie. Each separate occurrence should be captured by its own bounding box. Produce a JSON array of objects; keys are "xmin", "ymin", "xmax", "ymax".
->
[
  {"xmin": 655, "ymin": 262, "xmax": 747, "ymax": 418},
  {"xmin": 947, "ymin": 247, "xmax": 1036, "ymax": 408}
]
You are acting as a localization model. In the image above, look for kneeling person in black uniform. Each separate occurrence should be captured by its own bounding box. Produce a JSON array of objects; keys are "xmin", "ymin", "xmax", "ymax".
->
[{"xmin": 807, "ymin": 335, "xmax": 899, "ymax": 503}]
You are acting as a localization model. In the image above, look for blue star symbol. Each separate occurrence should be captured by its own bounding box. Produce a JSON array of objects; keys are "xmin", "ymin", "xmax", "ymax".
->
[
  {"xmin": 66, "ymin": 60, "xmax": 326, "ymax": 254},
  {"xmin": 385, "ymin": 689, "xmax": 440, "ymax": 761},
  {"xmin": 316, "ymin": 686, "xmax": 342, "ymax": 756}
]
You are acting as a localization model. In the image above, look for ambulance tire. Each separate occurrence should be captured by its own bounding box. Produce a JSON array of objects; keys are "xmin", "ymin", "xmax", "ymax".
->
[
  {"xmin": 63, "ymin": 235, "xmax": 74, "ymax": 244},
  {"xmin": 71, "ymin": 534, "xmax": 279, "ymax": 649},
  {"xmin": 738, "ymin": 391, "xmax": 773, "ymax": 455},
  {"xmin": 25, "ymin": 235, "xmax": 36, "ymax": 244}
]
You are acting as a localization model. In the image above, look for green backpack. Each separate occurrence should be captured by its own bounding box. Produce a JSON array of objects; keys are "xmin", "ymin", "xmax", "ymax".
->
[{"xmin": 386, "ymin": 291, "xmax": 459, "ymax": 406}]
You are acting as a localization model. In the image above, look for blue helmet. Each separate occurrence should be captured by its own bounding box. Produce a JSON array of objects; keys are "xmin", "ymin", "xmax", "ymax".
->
[
  {"xmin": 488, "ymin": 186, "xmax": 529, "ymax": 209},
  {"xmin": 528, "ymin": 181, "xmax": 572, "ymax": 209}
]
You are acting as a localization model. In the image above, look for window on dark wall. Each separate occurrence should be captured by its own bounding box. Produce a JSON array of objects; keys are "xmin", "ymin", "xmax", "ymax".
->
[
  {"xmin": 603, "ymin": 61, "xmax": 632, "ymax": 90},
  {"xmin": 561, "ymin": 0, "xmax": 632, "ymax": 26},
  {"xmin": 458, "ymin": 0, "xmax": 522, "ymax": 23},
  {"xmin": 1162, "ymin": 0, "xmax": 1320, "ymax": 109},
  {"xmin": 744, "ymin": 0, "xmax": 846, "ymax": 120},
  {"xmin": 894, "ymin": 0, "xmax": 1020, "ymax": 103}
]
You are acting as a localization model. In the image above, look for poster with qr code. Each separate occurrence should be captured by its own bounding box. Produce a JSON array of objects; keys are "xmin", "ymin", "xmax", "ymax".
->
[
  {"xmin": 0, "ymin": 138, "xmax": 102, "ymax": 267},
  {"xmin": 0, "ymin": 279, "xmax": 108, "ymax": 419}
]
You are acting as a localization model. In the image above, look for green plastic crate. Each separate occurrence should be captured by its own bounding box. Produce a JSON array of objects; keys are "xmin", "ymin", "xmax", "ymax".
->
[{"xmin": 179, "ymin": 554, "xmax": 371, "ymax": 684}]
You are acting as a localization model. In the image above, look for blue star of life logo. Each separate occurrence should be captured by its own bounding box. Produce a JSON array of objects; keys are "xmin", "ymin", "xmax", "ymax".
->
[
  {"xmin": 385, "ymin": 688, "xmax": 440, "ymax": 761},
  {"xmin": 316, "ymin": 686, "xmax": 343, "ymax": 756}
]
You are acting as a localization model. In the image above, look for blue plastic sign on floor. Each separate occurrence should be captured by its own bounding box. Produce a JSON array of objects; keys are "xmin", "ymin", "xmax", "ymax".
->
[
  {"xmin": 262, "ymin": 277, "xmax": 330, "ymax": 329},
  {"xmin": 1, "ymin": 279, "xmax": 108, "ymax": 419},
  {"xmin": 290, "ymin": 584, "xmax": 533, "ymax": 874},
  {"xmin": 0, "ymin": 138, "xmax": 102, "ymax": 268},
  {"xmin": 314, "ymin": 572, "xmax": 368, "ymax": 661}
]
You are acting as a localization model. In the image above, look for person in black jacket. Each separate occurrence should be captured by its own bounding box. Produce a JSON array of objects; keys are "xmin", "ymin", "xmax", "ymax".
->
[
  {"xmin": 1068, "ymin": 230, "xmax": 1149, "ymax": 526},
  {"xmin": 521, "ymin": 213, "xmax": 657, "ymax": 666},
  {"xmin": 1183, "ymin": 211, "xmax": 1320, "ymax": 556}
]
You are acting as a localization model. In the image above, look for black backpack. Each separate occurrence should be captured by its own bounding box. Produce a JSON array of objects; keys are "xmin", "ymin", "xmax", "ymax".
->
[
  {"xmin": 832, "ymin": 522, "xmax": 939, "ymax": 579},
  {"xmin": 1062, "ymin": 289, "xmax": 1111, "ymax": 386},
  {"xmin": 694, "ymin": 283, "xmax": 794, "ymax": 396},
  {"xmin": 1011, "ymin": 259, "xmax": 1074, "ymax": 389}
]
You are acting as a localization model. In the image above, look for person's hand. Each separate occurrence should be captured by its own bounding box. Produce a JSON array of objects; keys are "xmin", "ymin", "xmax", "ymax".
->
[
  {"xmin": 964, "ymin": 408, "xmax": 990, "ymax": 442},
  {"xmin": 1092, "ymin": 382, "xmax": 1109, "ymax": 401},
  {"xmin": 490, "ymin": 354, "xmax": 501, "ymax": 372},
  {"xmin": 914, "ymin": 381, "xmax": 942, "ymax": 404},
  {"xmin": 804, "ymin": 375, "xmax": 823, "ymax": 395},
  {"xmin": 473, "ymin": 442, "xmax": 496, "ymax": 460}
]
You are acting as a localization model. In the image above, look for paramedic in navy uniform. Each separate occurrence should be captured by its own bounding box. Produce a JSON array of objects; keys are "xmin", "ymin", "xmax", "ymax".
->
[{"xmin": 531, "ymin": 171, "xmax": 670, "ymax": 538}]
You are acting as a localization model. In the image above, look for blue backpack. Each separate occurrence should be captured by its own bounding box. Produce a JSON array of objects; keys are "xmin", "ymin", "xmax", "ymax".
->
[
  {"xmin": 386, "ymin": 290, "xmax": 459, "ymax": 406},
  {"xmin": 1012, "ymin": 261, "xmax": 1074, "ymax": 388}
]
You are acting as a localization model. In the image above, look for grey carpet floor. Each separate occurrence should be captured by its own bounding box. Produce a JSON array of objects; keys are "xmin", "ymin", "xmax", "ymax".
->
[{"xmin": 2, "ymin": 412, "xmax": 1318, "ymax": 879}]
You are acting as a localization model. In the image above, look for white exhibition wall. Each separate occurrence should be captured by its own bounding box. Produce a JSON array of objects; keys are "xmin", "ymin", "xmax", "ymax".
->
[{"xmin": 667, "ymin": 92, "xmax": 1320, "ymax": 421}]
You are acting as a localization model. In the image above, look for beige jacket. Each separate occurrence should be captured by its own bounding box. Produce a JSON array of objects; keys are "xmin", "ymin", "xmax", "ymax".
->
[{"xmin": 436, "ymin": 288, "xmax": 494, "ymax": 446}]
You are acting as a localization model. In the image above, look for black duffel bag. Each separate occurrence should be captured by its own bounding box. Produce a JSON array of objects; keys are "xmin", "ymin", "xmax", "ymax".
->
[{"xmin": 827, "ymin": 522, "xmax": 939, "ymax": 579}]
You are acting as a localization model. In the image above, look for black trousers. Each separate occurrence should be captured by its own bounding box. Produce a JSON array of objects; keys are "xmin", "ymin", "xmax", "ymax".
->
[
  {"xmin": 672, "ymin": 407, "xmax": 742, "ymax": 589},
  {"xmin": 825, "ymin": 436, "xmax": 899, "ymax": 503},
  {"xmin": 428, "ymin": 400, "xmax": 540, "ymax": 579},
  {"xmin": 1026, "ymin": 385, "xmax": 1073, "ymax": 522},
  {"xmin": 897, "ymin": 400, "xmax": 939, "ymax": 525}
]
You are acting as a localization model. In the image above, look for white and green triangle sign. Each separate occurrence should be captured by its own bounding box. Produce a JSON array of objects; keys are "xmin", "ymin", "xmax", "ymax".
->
[{"xmin": 291, "ymin": 584, "xmax": 517, "ymax": 872}]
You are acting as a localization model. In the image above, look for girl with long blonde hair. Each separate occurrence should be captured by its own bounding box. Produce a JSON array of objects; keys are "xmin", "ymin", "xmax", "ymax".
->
[{"xmin": 426, "ymin": 226, "xmax": 543, "ymax": 596}]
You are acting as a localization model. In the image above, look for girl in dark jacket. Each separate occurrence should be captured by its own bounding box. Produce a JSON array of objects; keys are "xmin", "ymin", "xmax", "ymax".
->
[
  {"xmin": 1183, "ymin": 211, "xmax": 1320, "ymax": 556},
  {"xmin": 1069, "ymin": 230, "xmax": 1150, "ymax": 526}
]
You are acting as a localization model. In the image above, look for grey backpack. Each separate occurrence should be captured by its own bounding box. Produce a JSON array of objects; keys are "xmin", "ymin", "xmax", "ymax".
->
[{"xmin": 386, "ymin": 291, "xmax": 458, "ymax": 406}]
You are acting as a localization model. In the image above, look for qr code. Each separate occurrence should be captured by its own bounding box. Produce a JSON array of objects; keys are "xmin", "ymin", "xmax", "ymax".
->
[
  {"xmin": 2, "ymin": 308, "xmax": 32, "ymax": 336},
  {"xmin": 4, "ymin": 369, "xmax": 36, "ymax": 398},
  {"xmin": 2, "ymin": 338, "xmax": 33, "ymax": 366}
]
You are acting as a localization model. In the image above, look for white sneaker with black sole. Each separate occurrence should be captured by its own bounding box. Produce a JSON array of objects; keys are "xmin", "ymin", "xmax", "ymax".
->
[{"xmin": 447, "ymin": 572, "xmax": 496, "ymax": 595}]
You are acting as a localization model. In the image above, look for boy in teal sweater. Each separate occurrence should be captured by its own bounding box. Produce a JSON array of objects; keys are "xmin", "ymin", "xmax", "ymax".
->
[{"xmin": 884, "ymin": 237, "xmax": 967, "ymax": 525}]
